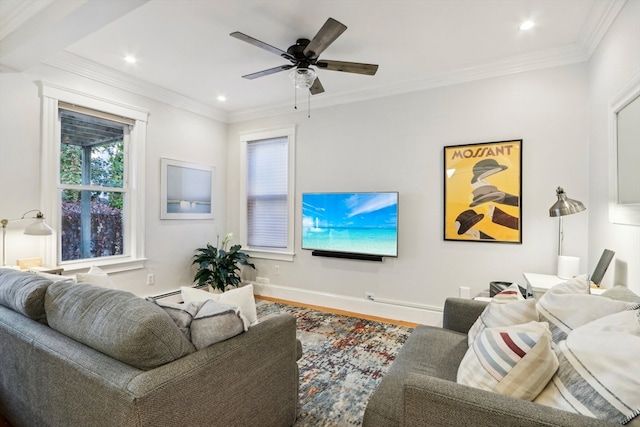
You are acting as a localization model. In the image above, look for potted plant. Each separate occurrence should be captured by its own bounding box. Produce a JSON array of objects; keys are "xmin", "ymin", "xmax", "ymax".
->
[{"xmin": 192, "ymin": 233, "xmax": 256, "ymax": 292}]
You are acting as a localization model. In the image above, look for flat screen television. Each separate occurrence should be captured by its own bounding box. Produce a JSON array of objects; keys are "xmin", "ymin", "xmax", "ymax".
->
[{"xmin": 302, "ymin": 192, "xmax": 398, "ymax": 259}]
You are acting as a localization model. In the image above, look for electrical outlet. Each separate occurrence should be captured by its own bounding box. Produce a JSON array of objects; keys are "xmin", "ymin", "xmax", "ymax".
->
[
  {"xmin": 274, "ymin": 265, "xmax": 280, "ymax": 275},
  {"xmin": 365, "ymin": 292, "xmax": 375, "ymax": 300},
  {"xmin": 146, "ymin": 273, "xmax": 155, "ymax": 286}
]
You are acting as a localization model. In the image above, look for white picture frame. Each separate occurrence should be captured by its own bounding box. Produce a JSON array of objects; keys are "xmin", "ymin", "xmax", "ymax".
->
[{"xmin": 160, "ymin": 158, "xmax": 215, "ymax": 220}]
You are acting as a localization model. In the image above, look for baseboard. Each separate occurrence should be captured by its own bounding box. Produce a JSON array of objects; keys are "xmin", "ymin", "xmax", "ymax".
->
[{"xmin": 251, "ymin": 282, "xmax": 443, "ymax": 326}]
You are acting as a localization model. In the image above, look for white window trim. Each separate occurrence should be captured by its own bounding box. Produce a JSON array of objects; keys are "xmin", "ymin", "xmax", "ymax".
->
[
  {"xmin": 239, "ymin": 125, "xmax": 296, "ymax": 261},
  {"xmin": 39, "ymin": 81, "xmax": 149, "ymax": 273}
]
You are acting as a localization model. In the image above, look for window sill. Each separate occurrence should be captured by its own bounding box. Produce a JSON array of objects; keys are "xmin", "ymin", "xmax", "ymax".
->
[
  {"xmin": 59, "ymin": 257, "xmax": 147, "ymax": 274},
  {"xmin": 244, "ymin": 249, "xmax": 295, "ymax": 262}
]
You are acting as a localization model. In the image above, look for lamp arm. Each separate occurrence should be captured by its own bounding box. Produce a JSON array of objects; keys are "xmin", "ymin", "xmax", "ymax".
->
[{"xmin": 21, "ymin": 210, "xmax": 44, "ymax": 219}]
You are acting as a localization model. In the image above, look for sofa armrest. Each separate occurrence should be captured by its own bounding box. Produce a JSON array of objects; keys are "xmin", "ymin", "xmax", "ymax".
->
[
  {"xmin": 127, "ymin": 313, "xmax": 299, "ymax": 427},
  {"xmin": 442, "ymin": 297, "xmax": 487, "ymax": 334},
  {"xmin": 402, "ymin": 373, "xmax": 618, "ymax": 427}
]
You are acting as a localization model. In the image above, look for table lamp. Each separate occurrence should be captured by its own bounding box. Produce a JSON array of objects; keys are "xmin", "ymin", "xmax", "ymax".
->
[
  {"xmin": 549, "ymin": 187, "xmax": 585, "ymax": 278},
  {"xmin": 1, "ymin": 210, "xmax": 54, "ymax": 266}
]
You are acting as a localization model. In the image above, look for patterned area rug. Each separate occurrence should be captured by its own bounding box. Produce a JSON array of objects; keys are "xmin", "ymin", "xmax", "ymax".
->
[{"xmin": 256, "ymin": 300, "xmax": 413, "ymax": 426}]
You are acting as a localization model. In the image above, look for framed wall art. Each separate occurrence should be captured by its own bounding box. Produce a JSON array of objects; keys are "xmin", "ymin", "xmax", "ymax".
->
[
  {"xmin": 160, "ymin": 158, "xmax": 215, "ymax": 220},
  {"xmin": 443, "ymin": 140, "xmax": 522, "ymax": 243}
]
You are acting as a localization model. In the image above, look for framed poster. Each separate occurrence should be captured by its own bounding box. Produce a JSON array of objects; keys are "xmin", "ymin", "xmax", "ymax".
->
[
  {"xmin": 443, "ymin": 140, "xmax": 522, "ymax": 243},
  {"xmin": 160, "ymin": 158, "xmax": 215, "ymax": 220}
]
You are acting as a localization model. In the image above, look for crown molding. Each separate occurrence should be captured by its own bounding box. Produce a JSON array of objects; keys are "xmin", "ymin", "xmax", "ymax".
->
[
  {"xmin": 40, "ymin": 0, "xmax": 624, "ymax": 125},
  {"xmin": 43, "ymin": 51, "xmax": 229, "ymax": 123},
  {"xmin": 576, "ymin": 0, "xmax": 627, "ymax": 58},
  {"xmin": 226, "ymin": 43, "xmax": 588, "ymax": 123},
  {"xmin": 0, "ymin": 0, "xmax": 52, "ymax": 40}
]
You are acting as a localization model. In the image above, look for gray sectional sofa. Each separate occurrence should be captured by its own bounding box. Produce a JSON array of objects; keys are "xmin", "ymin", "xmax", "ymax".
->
[
  {"xmin": 363, "ymin": 289, "xmax": 640, "ymax": 427},
  {"xmin": 0, "ymin": 269, "xmax": 300, "ymax": 427}
]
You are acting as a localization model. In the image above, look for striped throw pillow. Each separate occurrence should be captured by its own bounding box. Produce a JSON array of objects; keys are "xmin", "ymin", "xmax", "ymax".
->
[
  {"xmin": 536, "ymin": 275, "xmax": 635, "ymax": 343},
  {"xmin": 534, "ymin": 308, "xmax": 640, "ymax": 424},
  {"xmin": 468, "ymin": 297, "xmax": 538, "ymax": 345},
  {"xmin": 457, "ymin": 320, "xmax": 558, "ymax": 401}
]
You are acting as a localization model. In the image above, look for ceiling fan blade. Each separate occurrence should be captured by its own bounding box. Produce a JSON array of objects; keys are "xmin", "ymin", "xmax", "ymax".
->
[
  {"xmin": 242, "ymin": 64, "xmax": 294, "ymax": 80},
  {"xmin": 316, "ymin": 60, "xmax": 379, "ymax": 76},
  {"xmin": 303, "ymin": 18, "xmax": 347, "ymax": 59},
  {"xmin": 309, "ymin": 77, "xmax": 325, "ymax": 95},
  {"xmin": 230, "ymin": 31, "xmax": 295, "ymax": 61}
]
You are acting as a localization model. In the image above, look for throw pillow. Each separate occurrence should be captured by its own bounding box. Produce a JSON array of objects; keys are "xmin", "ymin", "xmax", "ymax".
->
[
  {"xmin": 46, "ymin": 282, "xmax": 195, "ymax": 370},
  {"xmin": 534, "ymin": 308, "xmax": 640, "ymax": 424},
  {"xmin": 468, "ymin": 298, "xmax": 538, "ymax": 346},
  {"xmin": 181, "ymin": 284, "xmax": 258, "ymax": 329},
  {"xmin": 76, "ymin": 265, "xmax": 114, "ymax": 288},
  {"xmin": 457, "ymin": 320, "xmax": 558, "ymax": 401},
  {"xmin": 150, "ymin": 299, "xmax": 204, "ymax": 340},
  {"xmin": 601, "ymin": 285, "xmax": 640, "ymax": 303},
  {"xmin": 190, "ymin": 299, "xmax": 245, "ymax": 350},
  {"xmin": 536, "ymin": 275, "xmax": 635, "ymax": 343},
  {"xmin": 491, "ymin": 282, "xmax": 525, "ymax": 303}
]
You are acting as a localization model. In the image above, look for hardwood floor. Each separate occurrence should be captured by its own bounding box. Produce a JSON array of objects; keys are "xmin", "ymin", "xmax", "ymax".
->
[{"xmin": 255, "ymin": 295, "xmax": 420, "ymax": 328}]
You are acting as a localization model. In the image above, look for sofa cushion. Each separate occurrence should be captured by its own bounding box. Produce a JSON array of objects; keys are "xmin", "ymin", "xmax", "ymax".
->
[
  {"xmin": 0, "ymin": 269, "xmax": 54, "ymax": 322},
  {"xmin": 534, "ymin": 308, "xmax": 640, "ymax": 424},
  {"xmin": 457, "ymin": 320, "xmax": 558, "ymax": 401},
  {"xmin": 190, "ymin": 299, "xmax": 245, "ymax": 350},
  {"xmin": 536, "ymin": 275, "xmax": 635, "ymax": 343},
  {"xmin": 46, "ymin": 282, "xmax": 196, "ymax": 370}
]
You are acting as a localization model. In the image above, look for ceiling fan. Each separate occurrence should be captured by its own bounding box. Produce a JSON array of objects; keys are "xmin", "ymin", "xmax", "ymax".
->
[{"xmin": 230, "ymin": 18, "xmax": 378, "ymax": 95}]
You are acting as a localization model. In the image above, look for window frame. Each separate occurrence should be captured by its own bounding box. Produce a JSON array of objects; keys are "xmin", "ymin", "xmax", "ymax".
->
[
  {"xmin": 239, "ymin": 125, "xmax": 296, "ymax": 261},
  {"xmin": 40, "ymin": 82, "xmax": 149, "ymax": 273}
]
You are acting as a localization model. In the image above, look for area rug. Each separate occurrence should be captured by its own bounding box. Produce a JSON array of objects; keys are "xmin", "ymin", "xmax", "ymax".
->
[{"xmin": 256, "ymin": 300, "xmax": 414, "ymax": 427}]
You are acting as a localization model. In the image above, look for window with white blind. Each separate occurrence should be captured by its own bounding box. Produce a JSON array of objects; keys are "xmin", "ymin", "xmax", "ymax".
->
[{"xmin": 240, "ymin": 126, "xmax": 295, "ymax": 261}]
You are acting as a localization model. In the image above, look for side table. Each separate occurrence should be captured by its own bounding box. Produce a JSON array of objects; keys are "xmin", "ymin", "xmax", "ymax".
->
[{"xmin": 522, "ymin": 272, "xmax": 605, "ymax": 298}]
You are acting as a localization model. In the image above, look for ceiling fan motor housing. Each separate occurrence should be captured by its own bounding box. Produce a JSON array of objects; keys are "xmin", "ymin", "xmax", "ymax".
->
[{"xmin": 287, "ymin": 39, "xmax": 314, "ymax": 68}]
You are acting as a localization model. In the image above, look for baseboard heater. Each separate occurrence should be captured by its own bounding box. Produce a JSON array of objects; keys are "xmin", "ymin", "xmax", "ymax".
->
[
  {"xmin": 149, "ymin": 285, "xmax": 207, "ymax": 301},
  {"xmin": 311, "ymin": 250, "xmax": 383, "ymax": 262}
]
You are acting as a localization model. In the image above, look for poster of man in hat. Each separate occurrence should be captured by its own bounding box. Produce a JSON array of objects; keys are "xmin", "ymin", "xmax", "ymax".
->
[{"xmin": 443, "ymin": 140, "xmax": 522, "ymax": 243}]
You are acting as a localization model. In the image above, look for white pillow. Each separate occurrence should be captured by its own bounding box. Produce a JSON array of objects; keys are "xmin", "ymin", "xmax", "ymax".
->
[
  {"xmin": 492, "ymin": 283, "xmax": 525, "ymax": 303},
  {"xmin": 534, "ymin": 308, "xmax": 640, "ymax": 424},
  {"xmin": 181, "ymin": 285, "xmax": 220, "ymax": 303},
  {"xmin": 458, "ymin": 320, "xmax": 558, "ymax": 401},
  {"xmin": 181, "ymin": 284, "xmax": 258, "ymax": 328},
  {"xmin": 76, "ymin": 265, "xmax": 113, "ymax": 288},
  {"xmin": 468, "ymin": 298, "xmax": 538, "ymax": 346},
  {"xmin": 536, "ymin": 274, "xmax": 635, "ymax": 343}
]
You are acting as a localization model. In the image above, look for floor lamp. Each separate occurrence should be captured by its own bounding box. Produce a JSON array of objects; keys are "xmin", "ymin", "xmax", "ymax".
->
[
  {"xmin": 548, "ymin": 187, "xmax": 586, "ymax": 278},
  {"xmin": 1, "ymin": 210, "xmax": 54, "ymax": 267}
]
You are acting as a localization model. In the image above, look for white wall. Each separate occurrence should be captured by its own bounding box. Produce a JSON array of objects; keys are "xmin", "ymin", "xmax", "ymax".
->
[
  {"xmin": 227, "ymin": 63, "xmax": 591, "ymax": 320},
  {"xmin": 1, "ymin": 3, "xmax": 636, "ymax": 319},
  {"xmin": 588, "ymin": 0, "xmax": 640, "ymax": 294},
  {"xmin": 0, "ymin": 64, "xmax": 228, "ymax": 297}
]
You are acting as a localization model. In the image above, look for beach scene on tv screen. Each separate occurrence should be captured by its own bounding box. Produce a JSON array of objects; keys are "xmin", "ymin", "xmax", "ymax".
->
[{"xmin": 302, "ymin": 192, "xmax": 398, "ymax": 256}]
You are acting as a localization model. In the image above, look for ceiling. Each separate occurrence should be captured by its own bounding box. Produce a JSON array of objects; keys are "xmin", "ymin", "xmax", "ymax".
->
[{"xmin": 0, "ymin": 0, "xmax": 626, "ymax": 123}]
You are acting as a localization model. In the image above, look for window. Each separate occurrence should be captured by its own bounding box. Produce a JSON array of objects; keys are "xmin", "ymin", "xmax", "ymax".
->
[
  {"xmin": 59, "ymin": 106, "xmax": 129, "ymax": 261},
  {"xmin": 40, "ymin": 82, "xmax": 148, "ymax": 272},
  {"xmin": 240, "ymin": 126, "xmax": 295, "ymax": 261}
]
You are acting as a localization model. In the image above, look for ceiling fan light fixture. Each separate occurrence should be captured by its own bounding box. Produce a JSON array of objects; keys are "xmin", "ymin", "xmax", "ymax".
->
[{"xmin": 289, "ymin": 67, "xmax": 317, "ymax": 89}]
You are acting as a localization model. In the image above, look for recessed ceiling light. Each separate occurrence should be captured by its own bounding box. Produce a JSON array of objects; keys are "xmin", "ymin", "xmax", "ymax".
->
[
  {"xmin": 519, "ymin": 20, "xmax": 535, "ymax": 31},
  {"xmin": 217, "ymin": 95, "xmax": 227, "ymax": 102},
  {"xmin": 124, "ymin": 55, "xmax": 137, "ymax": 64}
]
